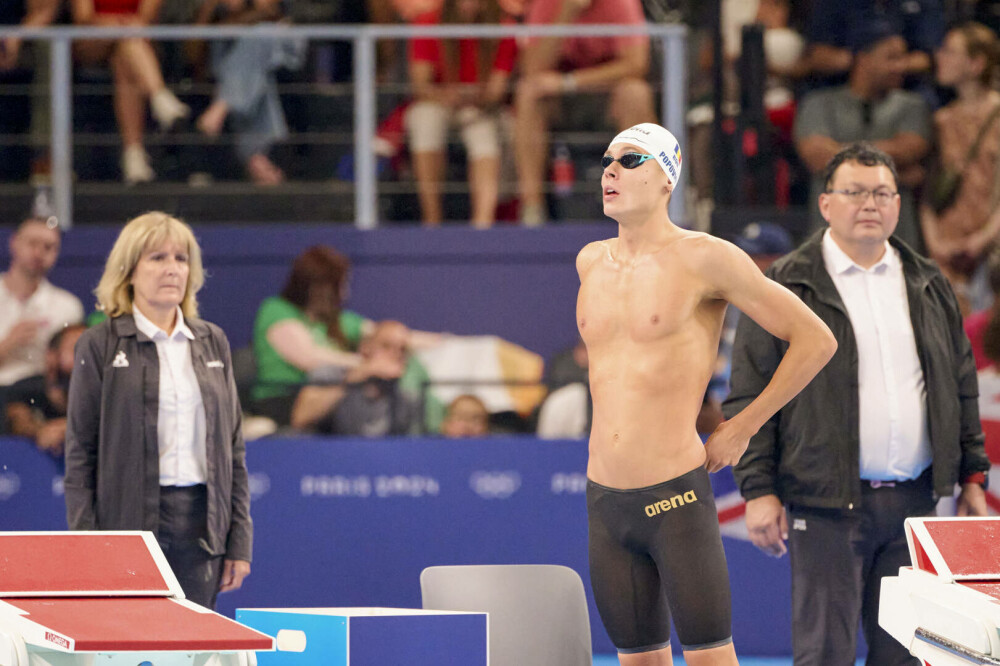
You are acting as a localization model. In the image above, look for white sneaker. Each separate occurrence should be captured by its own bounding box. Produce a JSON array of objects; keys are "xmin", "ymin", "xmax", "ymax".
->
[
  {"xmin": 520, "ymin": 202, "xmax": 547, "ymax": 227},
  {"xmin": 150, "ymin": 89, "xmax": 190, "ymax": 131},
  {"xmin": 122, "ymin": 146, "xmax": 155, "ymax": 184}
]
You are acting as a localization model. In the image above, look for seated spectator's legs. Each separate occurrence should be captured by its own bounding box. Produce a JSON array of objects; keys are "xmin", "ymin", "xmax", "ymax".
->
[
  {"xmin": 109, "ymin": 47, "xmax": 153, "ymax": 183},
  {"xmin": 110, "ymin": 38, "xmax": 189, "ymax": 131},
  {"xmin": 459, "ymin": 108, "xmax": 501, "ymax": 228},
  {"xmin": 406, "ymin": 100, "xmax": 450, "ymax": 225},
  {"xmin": 75, "ymin": 37, "xmax": 189, "ymax": 183},
  {"xmin": 609, "ymin": 76, "xmax": 655, "ymax": 129},
  {"xmin": 514, "ymin": 81, "xmax": 556, "ymax": 226},
  {"xmin": 202, "ymin": 38, "xmax": 304, "ymax": 184},
  {"xmin": 235, "ymin": 91, "xmax": 288, "ymax": 186}
]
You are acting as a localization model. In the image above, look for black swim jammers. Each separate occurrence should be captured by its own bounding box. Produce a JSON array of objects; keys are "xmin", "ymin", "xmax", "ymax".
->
[{"xmin": 587, "ymin": 466, "xmax": 733, "ymax": 654}]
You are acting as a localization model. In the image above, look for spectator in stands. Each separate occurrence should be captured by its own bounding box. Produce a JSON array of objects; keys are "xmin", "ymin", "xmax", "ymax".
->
[
  {"xmin": 513, "ymin": 0, "xmax": 655, "ymax": 226},
  {"xmin": 921, "ymin": 22, "xmax": 1000, "ymax": 315},
  {"xmin": 64, "ymin": 211, "xmax": 251, "ymax": 609},
  {"xmin": 536, "ymin": 380, "xmax": 589, "ymax": 439},
  {"xmin": 543, "ymin": 337, "xmax": 587, "ymax": 393},
  {"xmin": 535, "ymin": 336, "xmax": 590, "ymax": 438},
  {"xmin": 0, "ymin": 0, "xmax": 61, "ymax": 181},
  {"xmin": 688, "ymin": 0, "xmax": 805, "ymax": 210},
  {"xmin": 252, "ymin": 245, "xmax": 363, "ymax": 425},
  {"xmin": 804, "ymin": 0, "xmax": 944, "ymax": 92},
  {"xmin": 393, "ymin": 0, "xmax": 443, "ymax": 19},
  {"xmin": 406, "ymin": 0, "xmax": 517, "ymax": 227},
  {"xmin": 1, "ymin": 0, "xmax": 60, "ymax": 72},
  {"xmin": 291, "ymin": 320, "xmax": 422, "ymax": 437},
  {"xmin": 795, "ymin": 18, "xmax": 931, "ymax": 252},
  {"xmin": 440, "ymin": 393, "xmax": 490, "ymax": 436},
  {"xmin": 0, "ymin": 218, "xmax": 84, "ymax": 395},
  {"xmin": 71, "ymin": 0, "xmax": 191, "ymax": 184},
  {"xmin": 966, "ymin": 245, "xmax": 1000, "ymax": 370},
  {"xmin": 194, "ymin": 0, "xmax": 306, "ymax": 186},
  {"xmin": 252, "ymin": 245, "xmax": 441, "ymax": 427},
  {"xmin": 3, "ymin": 323, "xmax": 85, "ymax": 455}
]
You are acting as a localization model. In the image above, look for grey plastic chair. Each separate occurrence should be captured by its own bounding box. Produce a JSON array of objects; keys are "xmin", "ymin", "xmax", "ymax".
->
[{"xmin": 420, "ymin": 564, "xmax": 593, "ymax": 666}]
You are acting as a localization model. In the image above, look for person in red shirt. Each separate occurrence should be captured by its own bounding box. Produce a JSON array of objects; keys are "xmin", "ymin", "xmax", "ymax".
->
[
  {"xmin": 514, "ymin": 0, "xmax": 656, "ymax": 226},
  {"xmin": 71, "ymin": 0, "xmax": 190, "ymax": 184},
  {"xmin": 406, "ymin": 0, "xmax": 517, "ymax": 227}
]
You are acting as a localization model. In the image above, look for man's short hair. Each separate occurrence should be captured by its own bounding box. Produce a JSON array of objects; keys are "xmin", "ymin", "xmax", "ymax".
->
[
  {"xmin": 822, "ymin": 142, "xmax": 900, "ymax": 192},
  {"xmin": 850, "ymin": 15, "xmax": 901, "ymax": 54}
]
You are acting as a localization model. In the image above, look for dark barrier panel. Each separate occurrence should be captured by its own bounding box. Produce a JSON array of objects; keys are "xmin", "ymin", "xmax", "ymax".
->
[
  {"xmin": 0, "ymin": 435, "xmax": 794, "ymax": 656},
  {"xmin": 0, "ymin": 223, "xmax": 615, "ymax": 358}
]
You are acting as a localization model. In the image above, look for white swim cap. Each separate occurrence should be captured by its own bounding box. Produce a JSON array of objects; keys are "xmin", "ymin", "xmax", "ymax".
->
[{"xmin": 608, "ymin": 123, "xmax": 683, "ymax": 186}]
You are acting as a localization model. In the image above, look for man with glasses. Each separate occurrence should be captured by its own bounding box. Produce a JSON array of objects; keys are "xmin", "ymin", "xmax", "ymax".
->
[
  {"xmin": 577, "ymin": 123, "xmax": 837, "ymax": 665},
  {"xmin": 725, "ymin": 142, "xmax": 990, "ymax": 666}
]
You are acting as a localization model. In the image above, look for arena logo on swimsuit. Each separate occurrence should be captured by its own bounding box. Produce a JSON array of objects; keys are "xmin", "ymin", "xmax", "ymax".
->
[{"xmin": 644, "ymin": 490, "xmax": 697, "ymax": 517}]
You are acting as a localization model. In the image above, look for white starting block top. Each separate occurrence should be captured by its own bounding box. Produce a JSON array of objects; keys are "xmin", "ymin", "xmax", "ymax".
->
[
  {"xmin": 0, "ymin": 531, "xmax": 273, "ymax": 664},
  {"xmin": 881, "ymin": 517, "xmax": 1000, "ymax": 665}
]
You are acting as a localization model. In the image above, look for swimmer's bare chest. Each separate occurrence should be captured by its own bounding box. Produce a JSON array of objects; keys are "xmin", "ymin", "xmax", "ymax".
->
[{"xmin": 576, "ymin": 244, "xmax": 725, "ymax": 487}]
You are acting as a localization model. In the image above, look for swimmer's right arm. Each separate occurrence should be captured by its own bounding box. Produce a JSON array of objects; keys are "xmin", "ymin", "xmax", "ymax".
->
[{"xmin": 702, "ymin": 239, "xmax": 837, "ymax": 472}]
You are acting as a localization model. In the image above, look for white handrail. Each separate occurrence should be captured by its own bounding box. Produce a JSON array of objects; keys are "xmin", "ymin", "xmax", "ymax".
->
[{"xmin": 0, "ymin": 22, "xmax": 686, "ymax": 229}]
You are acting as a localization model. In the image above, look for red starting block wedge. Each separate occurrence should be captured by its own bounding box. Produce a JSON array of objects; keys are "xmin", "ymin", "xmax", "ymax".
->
[
  {"xmin": 0, "ymin": 531, "xmax": 274, "ymax": 666},
  {"xmin": 881, "ymin": 518, "xmax": 1000, "ymax": 665}
]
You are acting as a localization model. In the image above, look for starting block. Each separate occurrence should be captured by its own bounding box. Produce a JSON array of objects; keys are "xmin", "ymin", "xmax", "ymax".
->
[
  {"xmin": 0, "ymin": 531, "xmax": 274, "ymax": 666},
  {"xmin": 236, "ymin": 607, "xmax": 488, "ymax": 666},
  {"xmin": 880, "ymin": 517, "xmax": 1000, "ymax": 665}
]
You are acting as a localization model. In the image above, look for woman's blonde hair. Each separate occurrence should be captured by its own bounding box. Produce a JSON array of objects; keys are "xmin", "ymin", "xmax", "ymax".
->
[{"xmin": 94, "ymin": 211, "xmax": 204, "ymax": 319}]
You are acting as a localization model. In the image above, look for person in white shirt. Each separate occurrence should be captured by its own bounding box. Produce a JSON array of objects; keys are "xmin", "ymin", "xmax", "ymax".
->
[
  {"xmin": 725, "ymin": 142, "xmax": 990, "ymax": 666},
  {"xmin": 0, "ymin": 217, "xmax": 83, "ymax": 388},
  {"xmin": 64, "ymin": 212, "xmax": 252, "ymax": 610}
]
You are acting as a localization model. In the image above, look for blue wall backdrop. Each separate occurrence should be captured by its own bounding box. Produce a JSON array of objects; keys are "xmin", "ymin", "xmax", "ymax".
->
[
  {"xmin": 0, "ymin": 224, "xmax": 618, "ymax": 358},
  {"xmin": 0, "ymin": 435, "xmax": 795, "ymax": 656}
]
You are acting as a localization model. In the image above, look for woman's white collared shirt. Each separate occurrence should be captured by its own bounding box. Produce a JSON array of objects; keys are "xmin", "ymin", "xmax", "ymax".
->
[{"xmin": 132, "ymin": 306, "xmax": 208, "ymax": 486}]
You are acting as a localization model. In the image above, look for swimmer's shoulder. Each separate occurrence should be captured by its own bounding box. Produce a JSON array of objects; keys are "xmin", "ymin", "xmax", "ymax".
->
[
  {"xmin": 668, "ymin": 230, "xmax": 749, "ymax": 272},
  {"xmin": 577, "ymin": 239, "xmax": 611, "ymax": 277}
]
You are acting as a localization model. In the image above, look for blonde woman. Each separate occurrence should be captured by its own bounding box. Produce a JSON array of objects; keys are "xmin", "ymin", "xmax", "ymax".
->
[{"xmin": 64, "ymin": 212, "xmax": 251, "ymax": 609}]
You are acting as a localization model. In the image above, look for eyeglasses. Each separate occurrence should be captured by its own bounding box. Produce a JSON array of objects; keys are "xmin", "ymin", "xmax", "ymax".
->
[
  {"xmin": 601, "ymin": 153, "xmax": 656, "ymax": 170},
  {"xmin": 826, "ymin": 188, "xmax": 898, "ymax": 206}
]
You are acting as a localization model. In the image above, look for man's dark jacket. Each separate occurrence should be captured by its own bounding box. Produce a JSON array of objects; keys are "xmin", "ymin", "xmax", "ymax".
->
[
  {"xmin": 64, "ymin": 315, "xmax": 252, "ymax": 561},
  {"xmin": 723, "ymin": 231, "xmax": 989, "ymax": 510}
]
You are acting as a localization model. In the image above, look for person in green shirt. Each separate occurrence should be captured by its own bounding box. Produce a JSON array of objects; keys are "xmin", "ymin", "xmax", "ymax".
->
[{"xmin": 252, "ymin": 245, "xmax": 439, "ymax": 427}]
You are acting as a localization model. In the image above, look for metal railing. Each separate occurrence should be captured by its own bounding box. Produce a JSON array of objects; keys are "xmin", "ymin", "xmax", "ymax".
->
[{"xmin": 0, "ymin": 22, "xmax": 687, "ymax": 229}]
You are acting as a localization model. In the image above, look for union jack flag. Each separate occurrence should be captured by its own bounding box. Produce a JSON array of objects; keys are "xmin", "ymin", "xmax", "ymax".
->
[{"xmin": 712, "ymin": 469, "xmax": 749, "ymax": 540}]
